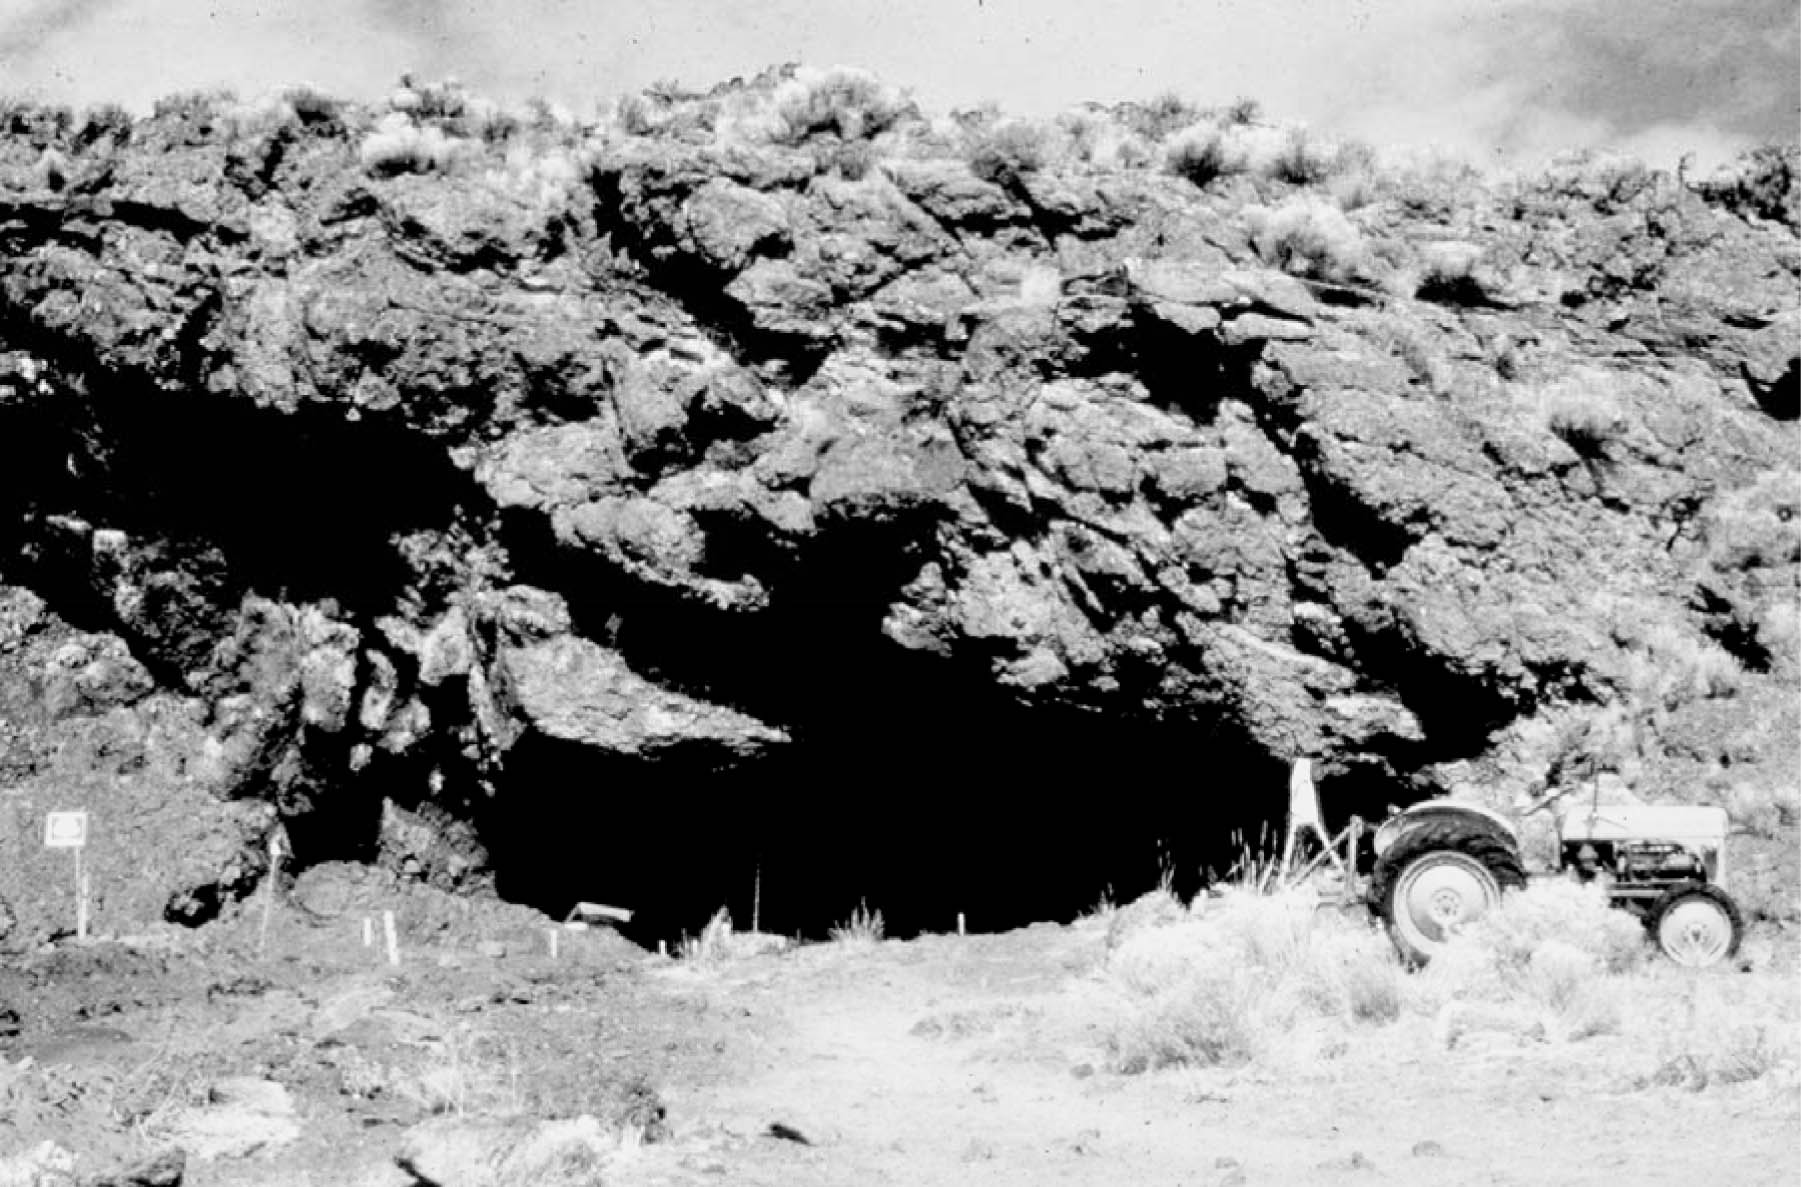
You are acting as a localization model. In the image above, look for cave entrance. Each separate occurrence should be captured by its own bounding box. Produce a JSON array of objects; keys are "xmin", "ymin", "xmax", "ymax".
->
[
  {"xmin": 480, "ymin": 505, "xmax": 1391, "ymax": 945},
  {"xmin": 481, "ymin": 684, "xmax": 1306, "ymax": 946}
]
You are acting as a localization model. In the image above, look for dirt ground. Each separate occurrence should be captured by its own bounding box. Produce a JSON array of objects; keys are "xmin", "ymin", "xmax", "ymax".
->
[{"xmin": 1, "ymin": 869, "xmax": 1796, "ymax": 1187}]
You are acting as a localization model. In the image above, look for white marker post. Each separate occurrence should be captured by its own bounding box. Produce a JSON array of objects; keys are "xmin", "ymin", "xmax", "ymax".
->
[
  {"xmin": 44, "ymin": 812, "xmax": 90, "ymax": 941},
  {"xmin": 383, "ymin": 910, "xmax": 400, "ymax": 966},
  {"xmin": 259, "ymin": 832, "xmax": 285, "ymax": 958}
]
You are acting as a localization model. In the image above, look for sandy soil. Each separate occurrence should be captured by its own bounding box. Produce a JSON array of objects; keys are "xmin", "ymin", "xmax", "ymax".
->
[
  {"xmin": 617, "ymin": 921, "xmax": 1800, "ymax": 1187},
  {"xmin": 1, "ymin": 875, "xmax": 1795, "ymax": 1187}
]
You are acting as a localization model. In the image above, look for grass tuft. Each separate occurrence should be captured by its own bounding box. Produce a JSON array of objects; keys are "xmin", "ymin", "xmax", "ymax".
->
[
  {"xmin": 829, "ymin": 900, "xmax": 885, "ymax": 945},
  {"xmin": 677, "ymin": 907, "xmax": 735, "ymax": 964}
]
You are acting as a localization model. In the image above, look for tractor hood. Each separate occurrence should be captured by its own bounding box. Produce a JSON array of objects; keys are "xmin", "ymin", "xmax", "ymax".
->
[{"xmin": 1559, "ymin": 804, "xmax": 1730, "ymax": 849}]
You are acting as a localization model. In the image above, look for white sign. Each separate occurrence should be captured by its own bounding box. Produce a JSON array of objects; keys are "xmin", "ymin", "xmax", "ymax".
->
[{"xmin": 44, "ymin": 811, "xmax": 88, "ymax": 849}]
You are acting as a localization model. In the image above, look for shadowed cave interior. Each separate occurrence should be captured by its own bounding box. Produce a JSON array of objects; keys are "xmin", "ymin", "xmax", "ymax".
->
[{"xmin": 0, "ymin": 377, "xmax": 1410, "ymax": 945}]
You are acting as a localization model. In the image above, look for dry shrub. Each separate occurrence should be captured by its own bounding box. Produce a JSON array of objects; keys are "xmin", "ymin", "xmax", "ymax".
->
[
  {"xmin": 1321, "ymin": 140, "xmax": 1383, "ymax": 209},
  {"xmin": 1101, "ymin": 889, "xmax": 1403, "ymax": 1073},
  {"xmin": 614, "ymin": 88, "xmax": 721, "ymax": 141},
  {"xmin": 1224, "ymin": 96, "xmax": 1262, "ymax": 125},
  {"xmin": 764, "ymin": 67, "xmax": 910, "ymax": 146},
  {"xmin": 1534, "ymin": 149, "xmax": 1665, "ymax": 213},
  {"xmin": 1693, "ymin": 144, "xmax": 1800, "ymax": 227},
  {"xmin": 280, "ymin": 84, "xmax": 342, "ymax": 131},
  {"xmin": 1374, "ymin": 149, "xmax": 1489, "ymax": 218},
  {"xmin": 1724, "ymin": 779, "xmax": 1801, "ymax": 837},
  {"xmin": 399, "ymin": 1023, "xmax": 524, "ymax": 1117},
  {"xmin": 1108, "ymin": 962, "xmax": 1263, "ymax": 1073},
  {"xmin": 1166, "ymin": 119, "xmax": 1366, "ymax": 190},
  {"xmin": 360, "ymin": 111, "xmax": 472, "ymax": 176},
  {"xmin": 1121, "ymin": 92, "xmax": 1206, "ymax": 141},
  {"xmin": 1162, "ymin": 120, "xmax": 1280, "ymax": 187},
  {"xmin": 1521, "ymin": 940, "xmax": 1623, "ymax": 1039},
  {"xmin": 1414, "ymin": 880, "xmax": 1643, "ymax": 1043},
  {"xmin": 75, "ymin": 102, "xmax": 135, "ymax": 148},
  {"xmin": 1452, "ymin": 878, "xmax": 1646, "ymax": 975},
  {"xmin": 1164, "ymin": 122, "xmax": 1243, "ymax": 187},
  {"xmin": 1368, "ymin": 315, "xmax": 1446, "ymax": 389},
  {"xmin": 1586, "ymin": 592, "xmax": 1746, "ymax": 706},
  {"xmin": 1056, "ymin": 110, "xmax": 1118, "ymax": 166},
  {"xmin": 1324, "ymin": 929, "xmax": 1406, "ymax": 1024},
  {"xmin": 965, "ymin": 118, "xmax": 1049, "ymax": 184},
  {"xmin": 1525, "ymin": 374, "xmax": 1626, "ymax": 456},
  {"xmin": 1267, "ymin": 126, "xmax": 1342, "ymax": 185},
  {"xmin": 1246, "ymin": 196, "xmax": 1375, "ymax": 283},
  {"xmin": 614, "ymin": 92, "xmax": 664, "ymax": 137},
  {"xmin": 814, "ymin": 137, "xmax": 878, "ymax": 180},
  {"xmin": 1642, "ymin": 980, "xmax": 1801, "ymax": 1091},
  {"xmin": 400, "ymin": 1114, "xmax": 620, "ymax": 1187},
  {"xmin": 671, "ymin": 907, "xmax": 793, "ymax": 962},
  {"xmin": 1545, "ymin": 390, "xmax": 1624, "ymax": 454},
  {"xmin": 1702, "ymin": 1026, "xmax": 1793, "ymax": 1086},
  {"xmin": 484, "ymin": 142, "xmax": 583, "ymax": 209},
  {"xmin": 1103, "ymin": 886, "xmax": 1185, "ymax": 953},
  {"xmin": 152, "ymin": 88, "xmax": 237, "ymax": 126},
  {"xmin": 1696, "ymin": 470, "xmax": 1801, "ymax": 679},
  {"xmin": 1412, "ymin": 240, "xmax": 1498, "ymax": 305},
  {"xmin": 1704, "ymin": 470, "xmax": 1801, "ymax": 573}
]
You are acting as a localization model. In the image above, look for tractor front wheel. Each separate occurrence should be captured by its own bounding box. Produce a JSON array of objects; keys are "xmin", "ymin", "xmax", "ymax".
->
[
  {"xmin": 1372, "ymin": 820, "xmax": 1527, "ymax": 966},
  {"xmin": 1648, "ymin": 885, "xmax": 1743, "ymax": 968}
]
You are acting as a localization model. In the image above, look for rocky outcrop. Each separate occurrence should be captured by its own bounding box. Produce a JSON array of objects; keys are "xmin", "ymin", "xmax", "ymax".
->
[{"xmin": 0, "ymin": 79, "xmax": 1796, "ymax": 940}]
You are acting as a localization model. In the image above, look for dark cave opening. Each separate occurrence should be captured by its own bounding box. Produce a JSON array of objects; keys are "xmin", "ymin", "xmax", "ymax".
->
[
  {"xmin": 486, "ymin": 501, "xmax": 1348, "ymax": 941},
  {"xmin": 2, "ymin": 368, "xmax": 1421, "ymax": 945},
  {"xmin": 481, "ymin": 688, "xmax": 1303, "ymax": 945},
  {"xmin": 1747, "ymin": 356, "xmax": 1798, "ymax": 422},
  {"xmin": 0, "ymin": 380, "xmax": 484, "ymax": 613},
  {"xmin": 69, "ymin": 394, "xmax": 481, "ymax": 615}
]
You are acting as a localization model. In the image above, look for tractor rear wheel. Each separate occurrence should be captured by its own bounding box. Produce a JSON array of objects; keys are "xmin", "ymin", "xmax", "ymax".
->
[
  {"xmin": 1371, "ymin": 819, "xmax": 1527, "ymax": 966},
  {"xmin": 1648, "ymin": 884, "xmax": 1742, "ymax": 968}
]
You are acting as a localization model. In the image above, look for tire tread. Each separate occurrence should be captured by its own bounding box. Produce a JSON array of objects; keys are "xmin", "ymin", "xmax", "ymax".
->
[
  {"xmin": 1370, "ymin": 816, "xmax": 1527, "ymax": 963},
  {"xmin": 1648, "ymin": 883, "xmax": 1744, "ymax": 965}
]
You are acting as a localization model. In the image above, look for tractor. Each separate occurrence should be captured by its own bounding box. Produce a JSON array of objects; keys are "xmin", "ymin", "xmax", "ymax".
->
[{"xmin": 1279, "ymin": 760, "xmax": 1745, "ymax": 968}]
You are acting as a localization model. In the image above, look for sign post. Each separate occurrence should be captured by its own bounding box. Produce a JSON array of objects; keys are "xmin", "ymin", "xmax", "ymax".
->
[{"xmin": 44, "ymin": 811, "xmax": 90, "ymax": 940}]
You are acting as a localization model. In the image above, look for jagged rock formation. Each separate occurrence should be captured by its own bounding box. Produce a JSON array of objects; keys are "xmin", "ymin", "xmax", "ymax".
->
[{"xmin": 1, "ymin": 77, "xmax": 1796, "ymax": 943}]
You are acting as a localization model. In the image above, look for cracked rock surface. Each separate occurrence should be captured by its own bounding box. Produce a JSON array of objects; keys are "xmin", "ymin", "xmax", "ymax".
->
[{"xmin": 1, "ymin": 82, "xmax": 1796, "ymax": 941}]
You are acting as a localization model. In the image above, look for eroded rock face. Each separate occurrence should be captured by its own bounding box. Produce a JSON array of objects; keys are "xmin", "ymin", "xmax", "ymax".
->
[{"xmin": 1, "ymin": 83, "xmax": 1796, "ymax": 938}]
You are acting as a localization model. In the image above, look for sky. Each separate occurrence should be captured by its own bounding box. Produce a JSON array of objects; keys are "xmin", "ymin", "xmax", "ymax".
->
[{"xmin": 0, "ymin": 0, "xmax": 1794, "ymax": 169}]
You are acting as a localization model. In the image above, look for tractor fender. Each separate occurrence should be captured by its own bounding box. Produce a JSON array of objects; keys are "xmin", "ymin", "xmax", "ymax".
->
[{"xmin": 1372, "ymin": 799, "xmax": 1519, "ymax": 859}]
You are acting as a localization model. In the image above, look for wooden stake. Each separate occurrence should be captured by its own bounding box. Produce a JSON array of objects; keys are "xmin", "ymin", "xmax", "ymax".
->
[
  {"xmin": 383, "ymin": 910, "xmax": 399, "ymax": 966},
  {"xmin": 957, "ymin": 912, "xmax": 965, "ymax": 937},
  {"xmin": 258, "ymin": 833, "xmax": 282, "ymax": 958},
  {"xmin": 73, "ymin": 849, "xmax": 88, "ymax": 941},
  {"xmin": 362, "ymin": 917, "xmax": 374, "ymax": 947},
  {"xmin": 548, "ymin": 928, "xmax": 560, "ymax": 960},
  {"xmin": 752, "ymin": 861, "xmax": 762, "ymax": 935}
]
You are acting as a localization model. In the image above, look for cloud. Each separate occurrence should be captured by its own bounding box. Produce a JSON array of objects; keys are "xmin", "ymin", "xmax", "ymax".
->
[
  {"xmin": 0, "ymin": 0, "xmax": 121, "ymax": 65},
  {"xmin": 1279, "ymin": 0, "xmax": 1794, "ymax": 167},
  {"xmin": 363, "ymin": 0, "xmax": 478, "ymax": 79},
  {"xmin": 1463, "ymin": 0, "xmax": 1798, "ymax": 150}
]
